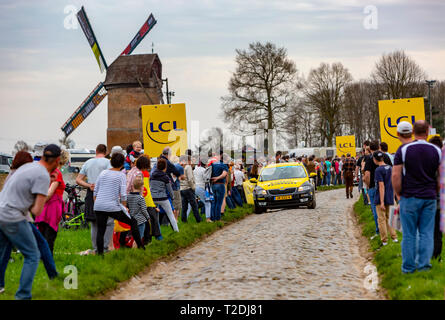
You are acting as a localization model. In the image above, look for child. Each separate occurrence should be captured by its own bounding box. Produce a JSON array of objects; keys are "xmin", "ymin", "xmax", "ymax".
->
[
  {"xmin": 373, "ymin": 151, "xmax": 398, "ymax": 246},
  {"xmin": 127, "ymin": 176, "xmax": 151, "ymax": 242},
  {"xmin": 125, "ymin": 141, "xmax": 143, "ymax": 170}
]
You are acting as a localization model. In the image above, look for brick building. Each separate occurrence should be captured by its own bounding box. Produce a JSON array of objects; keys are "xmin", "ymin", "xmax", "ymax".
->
[{"xmin": 104, "ymin": 53, "xmax": 163, "ymax": 149}]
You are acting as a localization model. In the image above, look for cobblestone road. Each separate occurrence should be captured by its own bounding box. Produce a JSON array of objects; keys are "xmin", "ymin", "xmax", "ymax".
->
[{"xmin": 108, "ymin": 189, "xmax": 383, "ymax": 300}]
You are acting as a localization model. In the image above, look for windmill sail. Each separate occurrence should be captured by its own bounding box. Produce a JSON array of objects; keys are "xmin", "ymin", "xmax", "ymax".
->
[
  {"xmin": 121, "ymin": 14, "xmax": 157, "ymax": 56},
  {"xmin": 77, "ymin": 6, "xmax": 108, "ymax": 73},
  {"xmin": 61, "ymin": 82, "xmax": 107, "ymax": 137}
]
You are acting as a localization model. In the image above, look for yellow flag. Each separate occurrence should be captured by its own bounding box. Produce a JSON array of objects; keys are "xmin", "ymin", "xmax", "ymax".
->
[
  {"xmin": 336, "ymin": 135, "xmax": 356, "ymax": 157},
  {"xmin": 378, "ymin": 97, "xmax": 425, "ymax": 153},
  {"xmin": 141, "ymin": 103, "xmax": 188, "ymax": 158}
]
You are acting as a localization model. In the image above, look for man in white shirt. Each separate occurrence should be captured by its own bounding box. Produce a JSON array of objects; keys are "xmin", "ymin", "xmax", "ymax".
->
[
  {"xmin": 76, "ymin": 144, "xmax": 113, "ymax": 254},
  {"xmin": 234, "ymin": 165, "xmax": 246, "ymax": 203},
  {"xmin": 179, "ymin": 155, "xmax": 201, "ymax": 223}
]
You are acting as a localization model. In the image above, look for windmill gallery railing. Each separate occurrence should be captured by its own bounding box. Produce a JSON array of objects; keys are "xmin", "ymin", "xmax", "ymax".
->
[{"xmin": 61, "ymin": 82, "xmax": 107, "ymax": 137}]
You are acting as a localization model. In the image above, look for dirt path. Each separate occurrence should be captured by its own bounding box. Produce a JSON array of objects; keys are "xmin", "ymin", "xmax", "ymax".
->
[{"xmin": 107, "ymin": 188, "xmax": 384, "ymax": 300}]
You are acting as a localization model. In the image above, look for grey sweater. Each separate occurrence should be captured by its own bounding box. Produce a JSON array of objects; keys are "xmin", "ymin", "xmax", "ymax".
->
[{"xmin": 149, "ymin": 169, "xmax": 175, "ymax": 201}]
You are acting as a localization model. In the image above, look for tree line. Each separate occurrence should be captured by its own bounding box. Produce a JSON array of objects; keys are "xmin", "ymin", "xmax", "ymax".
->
[{"xmin": 221, "ymin": 42, "xmax": 445, "ymax": 148}]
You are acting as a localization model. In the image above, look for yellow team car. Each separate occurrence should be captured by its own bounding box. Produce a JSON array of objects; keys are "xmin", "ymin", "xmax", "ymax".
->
[{"xmin": 249, "ymin": 162, "xmax": 317, "ymax": 214}]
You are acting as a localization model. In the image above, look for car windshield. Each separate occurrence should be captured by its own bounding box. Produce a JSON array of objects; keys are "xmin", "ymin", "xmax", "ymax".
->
[{"xmin": 259, "ymin": 166, "xmax": 307, "ymax": 182}]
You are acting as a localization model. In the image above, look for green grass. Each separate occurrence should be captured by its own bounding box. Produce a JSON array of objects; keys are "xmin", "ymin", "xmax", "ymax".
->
[
  {"xmin": 0, "ymin": 204, "xmax": 253, "ymax": 300},
  {"xmin": 317, "ymin": 184, "xmax": 346, "ymax": 192},
  {"xmin": 354, "ymin": 196, "xmax": 445, "ymax": 300}
]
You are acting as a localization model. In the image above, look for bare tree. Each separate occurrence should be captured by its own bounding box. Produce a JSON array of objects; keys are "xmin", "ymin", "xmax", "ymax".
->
[
  {"xmin": 283, "ymin": 100, "xmax": 315, "ymax": 148},
  {"xmin": 371, "ymin": 50, "xmax": 426, "ymax": 100},
  {"xmin": 12, "ymin": 140, "xmax": 31, "ymax": 156},
  {"xmin": 221, "ymin": 42, "xmax": 300, "ymax": 136},
  {"xmin": 196, "ymin": 127, "xmax": 236, "ymax": 158},
  {"xmin": 431, "ymin": 80, "xmax": 445, "ymax": 136},
  {"xmin": 59, "ymin": 136, "xmax": 75, "ymax": 149},
  {"xmin": 342, "ymin": 81, "xmax": 384, "ymax": 145},
  {"xmin": 304, "ymin": 62, "xmax": 353, "ymax": 147}
]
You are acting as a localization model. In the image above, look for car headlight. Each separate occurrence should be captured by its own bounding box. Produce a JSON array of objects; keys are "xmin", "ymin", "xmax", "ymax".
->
[
  {"xmin": 254, "ymin": 187, "xmax": 267, "ymax": 195},
  {"xmin": 298, "ymin": 182, "xmax": 312, "ymax": 192}
]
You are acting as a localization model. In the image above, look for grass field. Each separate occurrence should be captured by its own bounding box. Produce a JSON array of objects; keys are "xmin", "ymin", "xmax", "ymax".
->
[
  {"xmin": 0, "ymin": 204, "xmax": 253, "ymax": 300},
  {"xmin": 354, "ymin": 196, "xmax": 445, "ymax": 300},
  {"xmin": 316, "ymin": 184, "xmax": 345, "ymax": 192}
]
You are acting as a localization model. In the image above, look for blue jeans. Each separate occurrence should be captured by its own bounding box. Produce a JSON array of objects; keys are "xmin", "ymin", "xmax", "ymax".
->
[
  {"xmin": 399, "ymin": 196, "xmax": 436, "ymax": 273},
  {"xmin": 0, "ymin": 222, "xmax": 48, "ymax": 294},
  {"xmin": 226, "ymin": 195, "xmax": 236, "ymax": 209},
  {"xmin": 138, "ymin": 223, "xmax": 145, "ymax": 238},
  {"xmin": 0, "ymin": 220, "xmax": 40, "ymax": 299},
  {"xmin": 194, "ymin": 186, "xmax": 211, "ymax": 219},
  {"xmin": 367, "ymin": 187, "xmax": 380, "ymax": 234},
  {"xmin": 326, "ymin": 172, "xmax": 331, "ymax": 186},
  {"xmin": 211, "ymin": 183, "xmax": 226, "ymax": 221},
  {"xmin": 230, "ymin": 187, "xmax": 243, "ymax": 207}
]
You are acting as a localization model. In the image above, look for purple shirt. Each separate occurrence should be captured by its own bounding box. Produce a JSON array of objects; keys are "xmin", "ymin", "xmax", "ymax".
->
[
  {"xmin": 394, "ymin": 140, "xmax": 441, "ymax": 199},
  {"xmin": 374, "ymin": 165, "xmax": 394, "ymax": 205}
]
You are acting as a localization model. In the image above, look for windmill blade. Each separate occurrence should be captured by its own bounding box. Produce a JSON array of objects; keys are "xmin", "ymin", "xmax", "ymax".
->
[
  {"xmin": 61, "ymin": 82, "xmax": 107, "ymax": 137},
  {"xmin": 121, "ymin": 13, "xmax": 157, "ymax": 56},
  {"xmin": 77, "ymin": 6, "xmax": 108, "ymax": 73}
]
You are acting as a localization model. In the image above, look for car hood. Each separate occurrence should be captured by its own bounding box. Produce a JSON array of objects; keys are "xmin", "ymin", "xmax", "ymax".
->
[{"xmin": 257, "ymin": 178, "xmax": 308, "ymax": 190}]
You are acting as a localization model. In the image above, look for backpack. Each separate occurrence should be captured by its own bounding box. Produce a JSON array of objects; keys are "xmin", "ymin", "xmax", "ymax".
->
[{"xmin": 204, "ymin": 165, "xmax": 213, "ymax": 184}]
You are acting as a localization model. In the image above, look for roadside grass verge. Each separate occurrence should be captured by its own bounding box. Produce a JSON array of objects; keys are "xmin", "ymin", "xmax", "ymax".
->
[
  {"xmin": 0, "ymin": 204, "xmax": 253, "ymax": 300},
  {"xmin": 317, "ymin": 184, "xmax": 346, "ymax": 192},
  {"xmin": 353, "ymin": 196, "xmax": 445, "ymax": 300}
]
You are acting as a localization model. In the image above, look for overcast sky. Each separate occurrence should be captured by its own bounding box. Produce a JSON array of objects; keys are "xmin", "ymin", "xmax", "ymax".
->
[{"xmin": 0, "ymin": 0, "xmax": 444, "ymax": 154}]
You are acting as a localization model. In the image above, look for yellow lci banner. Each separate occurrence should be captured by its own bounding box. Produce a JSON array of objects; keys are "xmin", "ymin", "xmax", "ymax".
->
[
  {"xmin": 141, "ymin": 103, "xmax": 188, "ymax": 158},
  {"xmin": 378, "ymin": 97, "xmax": 425, "ymax": 153},
  {"xmin": 336, "ymin": 135, "xmax": 356, "ymax": 157}
]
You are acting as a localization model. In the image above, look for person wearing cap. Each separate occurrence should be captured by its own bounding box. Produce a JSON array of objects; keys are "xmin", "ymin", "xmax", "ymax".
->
[
  {"xmin": 110, "ymin": 145, "xmax": 125, "ymax": 157},
  {"xmin": 0, "ymin": 144, "xmax": 60, "ymax": 299},
  {"xmin": 392, "ymin": 120, "xmax": 441, "ymax": 273},
  {"xmin": 396, "ymin": 121, "xmax": 414, "ymax": 145},
  {"xmin": 32, "ymin": 142, "xmax": 48, "ymax": 162},
  {"xmin": 76, "ymin": 144, "xmax": 113, "ymax": 254},
  {"xmin": 373, "ymin": 151, "xmax": 398, "ymax": 246}
]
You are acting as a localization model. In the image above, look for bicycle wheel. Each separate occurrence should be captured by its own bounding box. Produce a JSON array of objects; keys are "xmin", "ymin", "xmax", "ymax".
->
[
  {"xmin": 66, "ymin": 201, "xmax": 77, "ymax": 229},
  {"xmin": 80, "ymin": 213, "xmax": 90, "ymax": 229},
  {"xmin": 60, "ymin": 201, "xmax": 71, "ymax": 229}
]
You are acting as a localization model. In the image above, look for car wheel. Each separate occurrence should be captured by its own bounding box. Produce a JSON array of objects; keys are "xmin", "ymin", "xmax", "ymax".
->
[
  {"xmin": 308, "ymin": 198, "xmax": 316, "ymax": 209},
  {"xmin": 254, "ymin": 203, "xmax": 266, "ymax": 214}
]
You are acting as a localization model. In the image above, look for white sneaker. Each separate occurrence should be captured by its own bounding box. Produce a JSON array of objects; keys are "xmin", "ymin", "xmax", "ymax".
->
[
  {"xmin": 393, "ymin": 239, "xmax": 399, "ymax": 243},
  {"xmin": 382, "ymin": 242, "xmax": 388, "ymax": 246},
  {"xmin": 0, "ymin": 287, "xmax": 5, "ymax": 294}
]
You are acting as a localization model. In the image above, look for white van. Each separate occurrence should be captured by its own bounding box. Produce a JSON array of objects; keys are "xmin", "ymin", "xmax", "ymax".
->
[
  {"xmin": 0, "ymin": 153, "xmax": 13, "ymax": 173},
  {"xmin": 67, "ymin": 148, "xmax": 95, "ymax": 173}
]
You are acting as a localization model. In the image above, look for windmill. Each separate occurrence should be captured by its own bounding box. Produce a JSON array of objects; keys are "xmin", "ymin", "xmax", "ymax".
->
[{"xmin": 60, "ymin": 6, "xmax": 159, "ymax": 138}]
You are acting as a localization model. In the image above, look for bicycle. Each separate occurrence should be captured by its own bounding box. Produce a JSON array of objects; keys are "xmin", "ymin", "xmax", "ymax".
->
[{"xmin": 61, "ymin": 183, "xmax": 89, "ymax": 230}]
